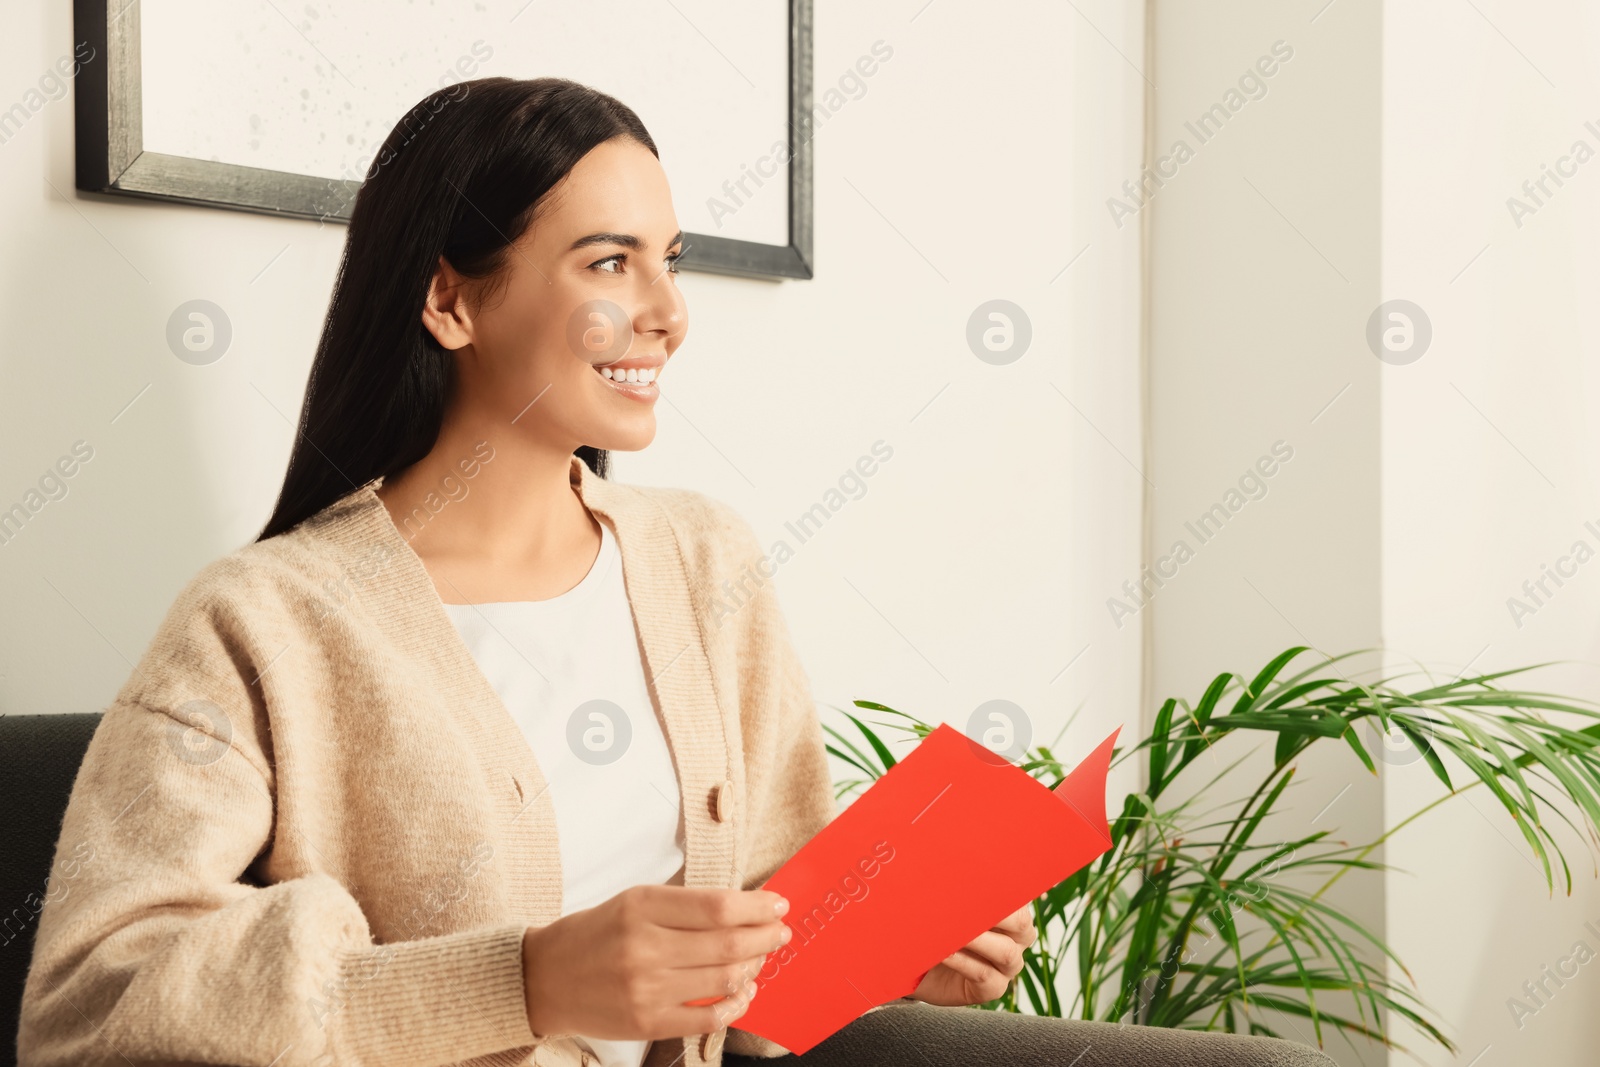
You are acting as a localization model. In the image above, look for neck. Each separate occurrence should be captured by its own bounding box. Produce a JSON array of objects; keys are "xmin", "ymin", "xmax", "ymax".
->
[{"xmin": 376, "ymin": 414, "xmax": 597, "ymax": 568}]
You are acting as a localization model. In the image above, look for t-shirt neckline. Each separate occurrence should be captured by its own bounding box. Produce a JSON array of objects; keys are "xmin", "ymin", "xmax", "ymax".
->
[{"xmin": 439, "ymin": 518, "xmax": 617, "ymax": 618}]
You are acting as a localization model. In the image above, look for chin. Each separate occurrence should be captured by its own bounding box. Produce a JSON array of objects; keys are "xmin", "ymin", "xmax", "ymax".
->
[{"xmin": 590, "ymin": 424, "xmax": 657, "ymax": 453}]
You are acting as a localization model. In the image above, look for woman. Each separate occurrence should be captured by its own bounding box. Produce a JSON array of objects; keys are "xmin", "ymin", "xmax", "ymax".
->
[{"xmin": 18, "ymin": 78, "xmax": 1328, "ymax": 1067}]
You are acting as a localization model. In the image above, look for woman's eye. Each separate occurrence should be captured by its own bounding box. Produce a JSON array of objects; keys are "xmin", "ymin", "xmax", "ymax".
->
[{"xmin": 589, "ymin": 251, "xmax": 680, "ymax": 275}]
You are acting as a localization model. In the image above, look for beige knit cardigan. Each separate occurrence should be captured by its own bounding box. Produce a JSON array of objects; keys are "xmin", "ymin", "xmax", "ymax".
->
[{"xmin": 18, "ymin": 455, "xmax": 838, "ymax": 1067}]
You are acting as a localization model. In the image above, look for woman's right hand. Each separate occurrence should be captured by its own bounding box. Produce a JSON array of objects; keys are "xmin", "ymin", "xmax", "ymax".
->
[{"xmin": 520, "ymin": 885, "xmax": 792, "ymax": 1041}]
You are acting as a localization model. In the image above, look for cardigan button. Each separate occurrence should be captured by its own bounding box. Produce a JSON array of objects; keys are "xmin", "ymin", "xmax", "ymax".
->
[
  {"xmin": 700, "ymin": 1027, "xmax": 725, "ymax": 1060},
  {"xmin": 713, "ymin": 780, "xmax": 733, "ymax": 823}
]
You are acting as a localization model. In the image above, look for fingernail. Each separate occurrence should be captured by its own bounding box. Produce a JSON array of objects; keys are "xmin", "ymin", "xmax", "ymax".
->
[
  {"xmin": 774, "ymin": 897, "xmax": 789, "ymax": 916},
  {"xmin": 779, "ymin": 925, "xmax": 792, "ymax": 945}
]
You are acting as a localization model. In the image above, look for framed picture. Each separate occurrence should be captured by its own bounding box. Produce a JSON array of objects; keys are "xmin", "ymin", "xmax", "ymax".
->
[{"xmin": 72, "ymin": 0, "xmax": 813, "ymax": 280}]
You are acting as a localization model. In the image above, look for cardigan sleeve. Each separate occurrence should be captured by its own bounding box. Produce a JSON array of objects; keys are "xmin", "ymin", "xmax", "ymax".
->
[
  {"xmin": 16, "ymin": 698, "xmax": 538, "ymax": 1067},
  {"xmin": 15, "ymin": 554, "xmax": 542, "ymax": 1067}
]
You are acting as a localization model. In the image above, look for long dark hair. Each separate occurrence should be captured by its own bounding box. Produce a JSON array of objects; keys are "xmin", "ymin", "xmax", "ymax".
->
[{"xmin": 256, "ymin": 77, "xmax": 658, "ymax": 541}]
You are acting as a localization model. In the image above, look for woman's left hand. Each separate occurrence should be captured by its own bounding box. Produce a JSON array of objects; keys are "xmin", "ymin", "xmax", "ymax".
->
[{"xmin": 908, "ymin": 903, "xmax": 1036, "ymax": 1006}]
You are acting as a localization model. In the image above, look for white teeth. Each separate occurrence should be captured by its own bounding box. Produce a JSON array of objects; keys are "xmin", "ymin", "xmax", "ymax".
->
[{"xmin": 599, "ymin": 366, "xmax": 658, "ymax": 384}]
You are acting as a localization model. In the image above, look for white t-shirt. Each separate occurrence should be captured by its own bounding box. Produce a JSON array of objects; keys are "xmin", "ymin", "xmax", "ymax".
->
[{"xmin": 442, "ymin": 519, "xmax": 685, "ymax": 1067}]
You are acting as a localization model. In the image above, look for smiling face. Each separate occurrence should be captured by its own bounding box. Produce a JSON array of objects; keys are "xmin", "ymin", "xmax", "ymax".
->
[{"xmin": 423, "ymin": 135, "xmax": 688, "ymax": 455}]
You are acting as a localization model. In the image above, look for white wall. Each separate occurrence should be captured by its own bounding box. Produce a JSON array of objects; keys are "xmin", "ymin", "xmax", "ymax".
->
[
  {"xmin": 1147, "ymin": 1, "xmax": 1600, "ymax": 1065},
  {"xmin": 1145, "ymin": 1, "xmax": 1385, "ymax": 1063},
  {"xmin": 0, "ymin": 0, "xmax": 1146, "ymax": 821},
  {"xmin": 1382, "ymin": 1, "xmax": 1600, "ymax": 1062}
]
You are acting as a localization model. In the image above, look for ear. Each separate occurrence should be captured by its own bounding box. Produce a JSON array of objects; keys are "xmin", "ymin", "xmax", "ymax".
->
[{"xmin": 421, "ymin": 255, "xmax": 475, "ymax": 351}]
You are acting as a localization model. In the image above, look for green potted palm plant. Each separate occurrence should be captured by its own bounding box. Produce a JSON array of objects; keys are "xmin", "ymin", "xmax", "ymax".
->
[{"xmin": 828, "ymin": 646, "xmax": 1600, "ymax": 1056}]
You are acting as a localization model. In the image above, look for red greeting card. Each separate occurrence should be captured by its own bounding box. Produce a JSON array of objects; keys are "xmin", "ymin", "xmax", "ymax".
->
[{"xmin": 730, "ymin": 723, "xmax": 1121, "ymax": 1054}]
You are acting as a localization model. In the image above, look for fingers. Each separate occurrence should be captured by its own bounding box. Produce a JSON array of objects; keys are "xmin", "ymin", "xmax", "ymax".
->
[
  {"xmin": 933, "ymin": 949, "xmax": 1013, "ymax": 1003},
  {"xmin": 658, "ymin": 972, "xmax": 762, "ymax": 1037},
  {"xmin": 609, "ymin": 949, "xmax": 767, "ymax": 1040},
  {"xmin": 675, "ymin": 957, "xmax": 769, "ymax": 1003},
  {"xmin": 660, "ymin": 919, "xmax": 792, "ymax": 969},
  {"xmin": 649, "ymin": 998, "xmax": 757, "ymax": 1039},
  {"xmin": 993, "ymin": 904, "xmax": 1038, "ymax": 947},
  {"xmin": 698, "ymin": 980, "xmax": 759, "ymax": 1030},
  {"xmin": 952, "ymin": 930, "xmax": 1026, "ymax": 979},
  {"xmin": 639, "ymin": 886, "xmax": 789, "ymax": 930}
]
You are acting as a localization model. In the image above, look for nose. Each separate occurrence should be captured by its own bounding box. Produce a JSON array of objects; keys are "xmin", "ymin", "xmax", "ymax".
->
[{"xmin": 631, "ymin": 261, "xmax": 687, "ymax": 346}]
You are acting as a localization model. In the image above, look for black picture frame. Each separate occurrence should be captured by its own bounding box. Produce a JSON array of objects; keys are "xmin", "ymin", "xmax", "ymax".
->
[{"xmin": 72, "ymin": 0, "xmax": 814, "ymax": 280}]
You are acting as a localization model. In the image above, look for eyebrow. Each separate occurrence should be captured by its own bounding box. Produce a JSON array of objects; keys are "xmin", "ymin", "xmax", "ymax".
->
[{"xmin": 567, "ymin": 230, "xmax": 684, "ymax": 253}]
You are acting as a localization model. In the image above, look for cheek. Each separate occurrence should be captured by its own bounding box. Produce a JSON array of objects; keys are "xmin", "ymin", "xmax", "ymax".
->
[{"xmin": 477, "ymin": 300, "xmax": 578, "ymax": 384}]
